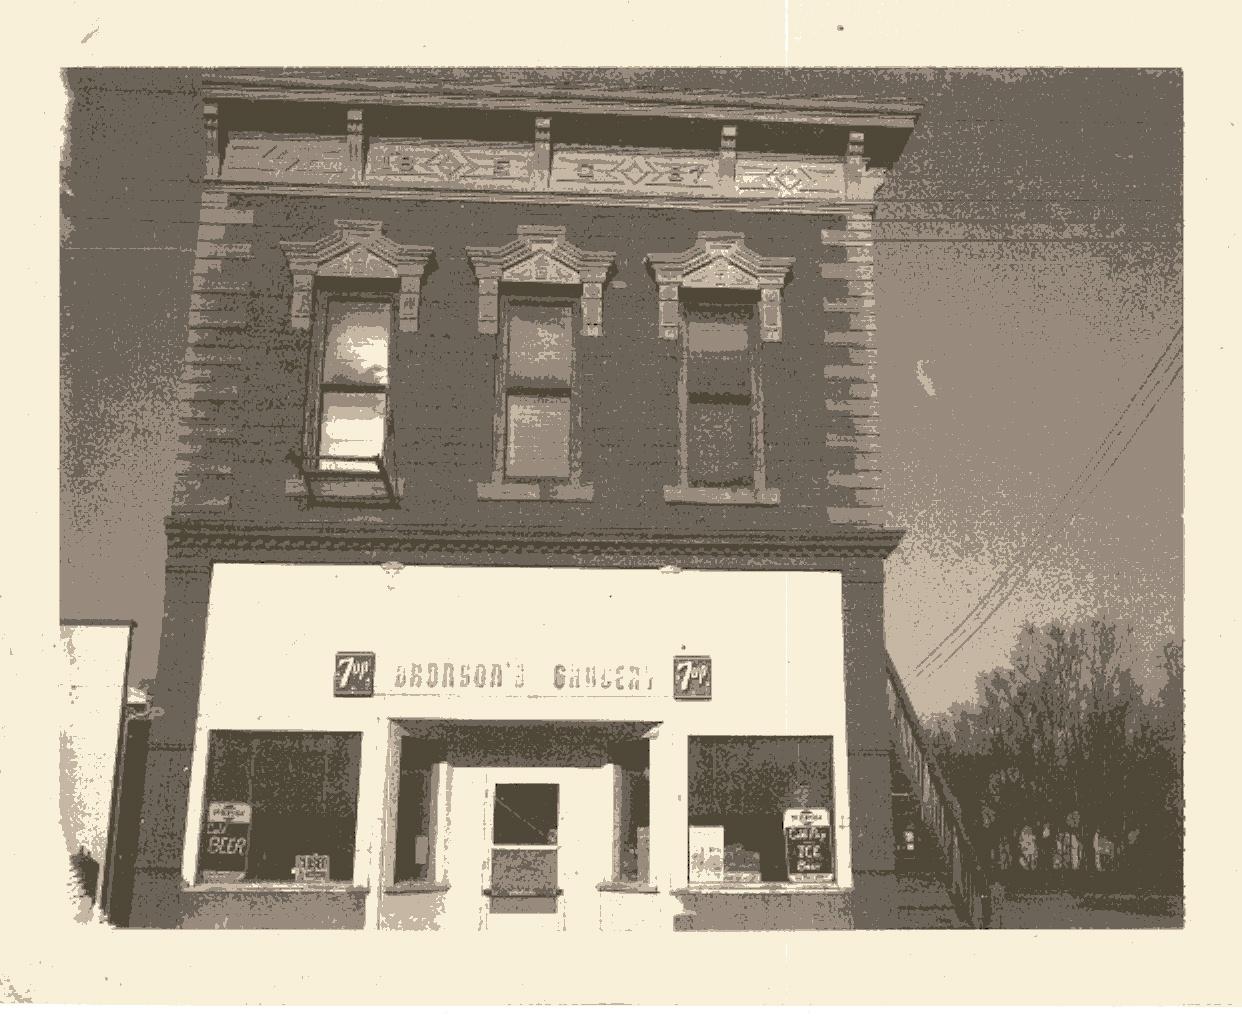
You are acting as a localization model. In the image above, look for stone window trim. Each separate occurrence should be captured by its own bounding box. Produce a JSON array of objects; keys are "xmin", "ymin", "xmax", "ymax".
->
[
  {"xmin": 468, "ymin": 226, "xmax": 616, "ymax": 503},
  {"xmin": 279, "ymin": 219, "xmax": 434, "ymax": 333},
  {"xmin": 465, "ymin": 225, "xmax": 617, "ymax": 338},
  {"xmin": 645, "ymin": 230, "xmax": 795, "ymax": 344},
  {"xmin": 279, "ymin": 220, "xmax": 431, "ymax": 506},
  {"xmin": 645, "ymin": 232, "xmax": 794, "ymax": 506}
]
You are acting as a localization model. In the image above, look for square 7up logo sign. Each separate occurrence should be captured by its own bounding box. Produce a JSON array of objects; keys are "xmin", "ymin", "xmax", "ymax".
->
[
  {"xmin": 334, "ymin": 652, "xmax": 375, "ymax": 698},
  {"xmin": 673, "ymin": 656, "xmax": 712, "ymax": 701}
]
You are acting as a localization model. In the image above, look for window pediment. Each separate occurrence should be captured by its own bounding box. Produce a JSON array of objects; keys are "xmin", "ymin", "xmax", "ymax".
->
[
  {"xmin": 280, "ymin": 220, "xmax": 434, "ymax": 331},
  {"xmin": 646, "ymin": 232, "xmax": 795, "ymax": 342},
  {"xmin": 467, "ymin": 226, "xmax": 617, "ymax": 336}
]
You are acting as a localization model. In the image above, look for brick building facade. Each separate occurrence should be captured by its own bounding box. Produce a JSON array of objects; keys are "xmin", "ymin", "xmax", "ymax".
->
[{"xmin": 129, "ymin": 72, "xmax": 924, "ymax": 931}]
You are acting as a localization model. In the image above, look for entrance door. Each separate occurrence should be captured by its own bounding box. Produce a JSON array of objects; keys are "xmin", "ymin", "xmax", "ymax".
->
[{"xmin": 480, "ymin": 766, "xmax": 609, "ymax": 932}]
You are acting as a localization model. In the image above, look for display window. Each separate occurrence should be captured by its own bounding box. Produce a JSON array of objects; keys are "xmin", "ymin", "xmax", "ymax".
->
[
  {"xmin": 196, "ymin": 731, "xmax": 361, "ymax": 884},
  {"xmin": 687, "ymin": 736, "xmax": 834, "ymax": 885}
]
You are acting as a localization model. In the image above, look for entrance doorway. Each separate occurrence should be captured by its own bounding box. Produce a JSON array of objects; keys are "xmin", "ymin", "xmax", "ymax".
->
[{"xmin": 480, "ymin": 766, "xmax": 610, "ymax": 932}]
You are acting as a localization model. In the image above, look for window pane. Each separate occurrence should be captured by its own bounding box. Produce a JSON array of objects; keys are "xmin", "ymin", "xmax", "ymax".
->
[
  {"xmin": 614, "ymin": 740, "xmax": 650, "ymax": 884},
  {"xmin": 688, "ymin": 737, "xmax": 834, "ymax": 884},
  {"xmin": 319, "ymin": 391, "xmax": 386, "ymax": 467},
  {"xmin": 393, "ymin": 738, "xmax": 442, "ymax": 883},
  {"xmin": 507, "ymin": 303, "xmax": 572, "ymax": 388},
  {"xmin": 199, "ymin": 732, "xmax": 361, "ymax": 884},
  {"xmin": 688, "ymin": 399, "xmax": 751, "ymax": 487},
  {"xmin": 687, "ymin": 303, "xmax": 751, "ymax": 353},
  {"xmin": 506, "ymin": 395, "xmax": 570, "ymax": 479},
  {"xmin": 493, "ymin": 784, "xmax": 558, "ymax": 846},
  {"xmin": 687, "ymin": 303, "xmax": 751, "ymax": 398},
  {"xmin": 323, "ymin": 300, "xmax": 390, "ymax": 386}
]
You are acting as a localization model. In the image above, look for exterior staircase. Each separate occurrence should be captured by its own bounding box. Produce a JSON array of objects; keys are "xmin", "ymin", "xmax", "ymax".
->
[{"xmin": 887, "ymin": 653, "xmax": 999, "ymax": 928}]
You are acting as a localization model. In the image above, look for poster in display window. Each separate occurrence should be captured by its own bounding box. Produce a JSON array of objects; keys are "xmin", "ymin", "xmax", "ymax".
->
[{"xmin": 784, "ymin": 807, "xmax": 834, "ymax": 882}]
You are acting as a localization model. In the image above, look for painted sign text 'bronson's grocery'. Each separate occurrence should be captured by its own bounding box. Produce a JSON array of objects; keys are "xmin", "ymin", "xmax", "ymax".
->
[{"xmin": 390, "ymin": 661, "xmax": 656, "ymax": 694}]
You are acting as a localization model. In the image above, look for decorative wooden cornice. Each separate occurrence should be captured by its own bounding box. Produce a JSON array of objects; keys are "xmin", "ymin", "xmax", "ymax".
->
[
  {"xmin": 646, "ymin": 232, "xmax": 796, "ymax": 342},
  {"xmin": 279, "ymin": 219, "xmax": 434, "ymax": 331},
  {"xmin": 201, "ymin": 74, "xmax": 923, "ymax": 129},
  {"xmin": 164, "ymin": 517, "xmax": 905, "ymax": 564},
  {"xmin": 466, "ymin": 226, "xmax": 617, "ymax": 336}
]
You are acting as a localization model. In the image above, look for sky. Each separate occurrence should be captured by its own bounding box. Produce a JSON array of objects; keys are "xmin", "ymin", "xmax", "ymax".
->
[{"xmin": 59, "ymin": 68, "xmax": 1182, "ymax": 717}]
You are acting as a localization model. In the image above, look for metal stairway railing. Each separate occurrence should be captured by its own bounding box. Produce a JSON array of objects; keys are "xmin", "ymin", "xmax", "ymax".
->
[{"xmin": 886, "ymin": 652, "xmax": 997, "ymax": 928}]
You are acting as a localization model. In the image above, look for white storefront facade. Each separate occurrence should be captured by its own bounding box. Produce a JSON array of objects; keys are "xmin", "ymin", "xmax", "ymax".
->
[{"xmin": 180, "ymin": 563, "xmax": 853, "ymax": 931}]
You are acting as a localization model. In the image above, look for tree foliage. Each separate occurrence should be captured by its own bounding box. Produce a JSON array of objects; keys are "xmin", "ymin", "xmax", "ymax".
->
[{"xmin": 924, "ymin": 615, "xmax": 1183, "ymax": 888}]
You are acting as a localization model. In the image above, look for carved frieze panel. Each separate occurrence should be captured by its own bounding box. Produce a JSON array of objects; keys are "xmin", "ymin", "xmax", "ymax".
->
[
  {"xmin": 551, "ymin": 148, "xmax": 722, "ymax": 195},
  {"xmin": 735, "ymin": 156, "xmax": 846, "ymax": 199},
  {"xmin": 279, "ymin": 220, "xmax": 434, "ymax": 331},
  {"xmin": 466, "ymin": 226, "xmax": 617, "ymax": 336},
  {"xmin": 645, "ymin": 232, "xmax": 795, "ymax": 342},
  {"xmin": 366, "ymin": 141, "xmax": 535, "ymax": 190},
  {"xmin": 221, "ymin": 133, "xmax": 353, "ymax": 185}
]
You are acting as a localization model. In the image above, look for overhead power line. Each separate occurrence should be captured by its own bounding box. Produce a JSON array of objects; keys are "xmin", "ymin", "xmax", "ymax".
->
[{"xmin": 907, "ymin": 327, "xmax": 1183, "ymax": 689}]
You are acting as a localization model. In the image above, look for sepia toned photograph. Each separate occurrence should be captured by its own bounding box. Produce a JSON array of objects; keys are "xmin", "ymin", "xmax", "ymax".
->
[{"xmin": 58, "ymin": 66, "xmax": 1182, "ymax": 940}]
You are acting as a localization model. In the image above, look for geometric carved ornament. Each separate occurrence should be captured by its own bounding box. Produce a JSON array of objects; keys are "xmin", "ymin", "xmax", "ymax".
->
[
  {"xmin": 279, "ymin": 219, "xmax": 435, "ymax": 331},
  {"xmin": 466, "ymin": 226, "xmax": 617, "ymax": 336},
  {"xmin": 645, "ymin": 231, "xmax": 795, "ymax": 342}
]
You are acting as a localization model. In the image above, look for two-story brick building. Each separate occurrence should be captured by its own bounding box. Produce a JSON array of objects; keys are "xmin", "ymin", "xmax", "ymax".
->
[{"xmin": 128, "ymin": 71, "xmax": 926, "ymax": 931}]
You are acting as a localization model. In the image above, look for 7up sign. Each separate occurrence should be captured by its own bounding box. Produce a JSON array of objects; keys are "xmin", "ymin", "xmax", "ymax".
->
[{"xmin": 334, "ymin": 652, "xmax": 375, "ymax": 698}]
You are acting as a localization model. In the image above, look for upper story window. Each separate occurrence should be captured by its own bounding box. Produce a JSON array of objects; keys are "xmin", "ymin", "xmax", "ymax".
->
[
  {"xmin": 280, "ymin": 220, "xmax": 433, "ymax": 506},
  {"xmin": 684, "ymin": 295, "xmax": 759, "ymax": 489},
  {"xmin": 468, "ymin": 227, "xmax": 616, "ymax": 503},
  {"xmin": 500, "ymin": 296, "xmax": 577, "ymax": 482},
  {"xmin": 646, "ymin": 232, "xmax": 794, "ymax": 506},
  {"xmin": 310, "ymin": 291, "xmax": 394, "ymax": 486}
]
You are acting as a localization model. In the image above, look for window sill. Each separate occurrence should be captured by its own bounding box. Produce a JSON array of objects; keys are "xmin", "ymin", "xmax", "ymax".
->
[
  {"xmin": 596, "ymin": 881, "xmax": 660, "ymax": 894},
  {"xmin": 185, "ymin": 881, "xmax": 367, "ymax": 894},
  {"xmin": 672, "ymin": 881, "xmax": 841, "ymax": 896},
  {"xmin": 286, "ymin": 476, "xmax": 405, "ymax": 502},
  {"xmin": 483, "ymin": 887, "xmax": 563, "ymax": 898},
  {"xmin": 663, "ymin": 485, "xmax": 781, "ymax": 506},
  {"xmin": 477, "ymin": 480, "xmax": 594, "ymax": 502},
  {"xmin": 385, "ymin": 880, "xmax": 450, "ymax": 895}
]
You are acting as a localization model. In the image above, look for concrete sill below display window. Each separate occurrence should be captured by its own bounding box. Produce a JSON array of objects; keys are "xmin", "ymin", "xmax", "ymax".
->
[
  {"xmin": 385, "ymin": 881, "xmax": 451, "ymax": 895},
  {"xmin": 596, "ymin": 881, "xmax": 660, "ymax": 894},
  {"xmin": 663, "ymin": 485, "xmax": 781, "ymax": 506},
  {"xmin": 673, "ymin": 882, "xmax": 841, "ymax": 895},
  {"xmin": 184, "ymin": 881, "xmax": 368, "ymax": 894}
]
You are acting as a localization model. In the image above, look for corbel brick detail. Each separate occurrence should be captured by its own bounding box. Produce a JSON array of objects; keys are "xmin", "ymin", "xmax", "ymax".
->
[{"xmin": 823, "ymin": 210, "xmax": 882, "ymax": 521}]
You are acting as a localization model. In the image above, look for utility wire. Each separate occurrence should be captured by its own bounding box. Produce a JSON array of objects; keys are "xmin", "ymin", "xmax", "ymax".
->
[
  {"xmin": 907, "ymin": 327, "xmax": 1183, "ymax": 688},
  {"xmin": 910, "ymin": 327, "xmax": 1182, "ymax": 678},
  {"xmin": 910, "ymin": 341, "xmax": 1181, "ymax": 684}
]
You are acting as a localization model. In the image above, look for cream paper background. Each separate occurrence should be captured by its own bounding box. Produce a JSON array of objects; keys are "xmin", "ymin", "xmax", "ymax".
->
[{"xmin": 5, "ymin": 0, "xmax": 1233, "ymax": 1004}]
